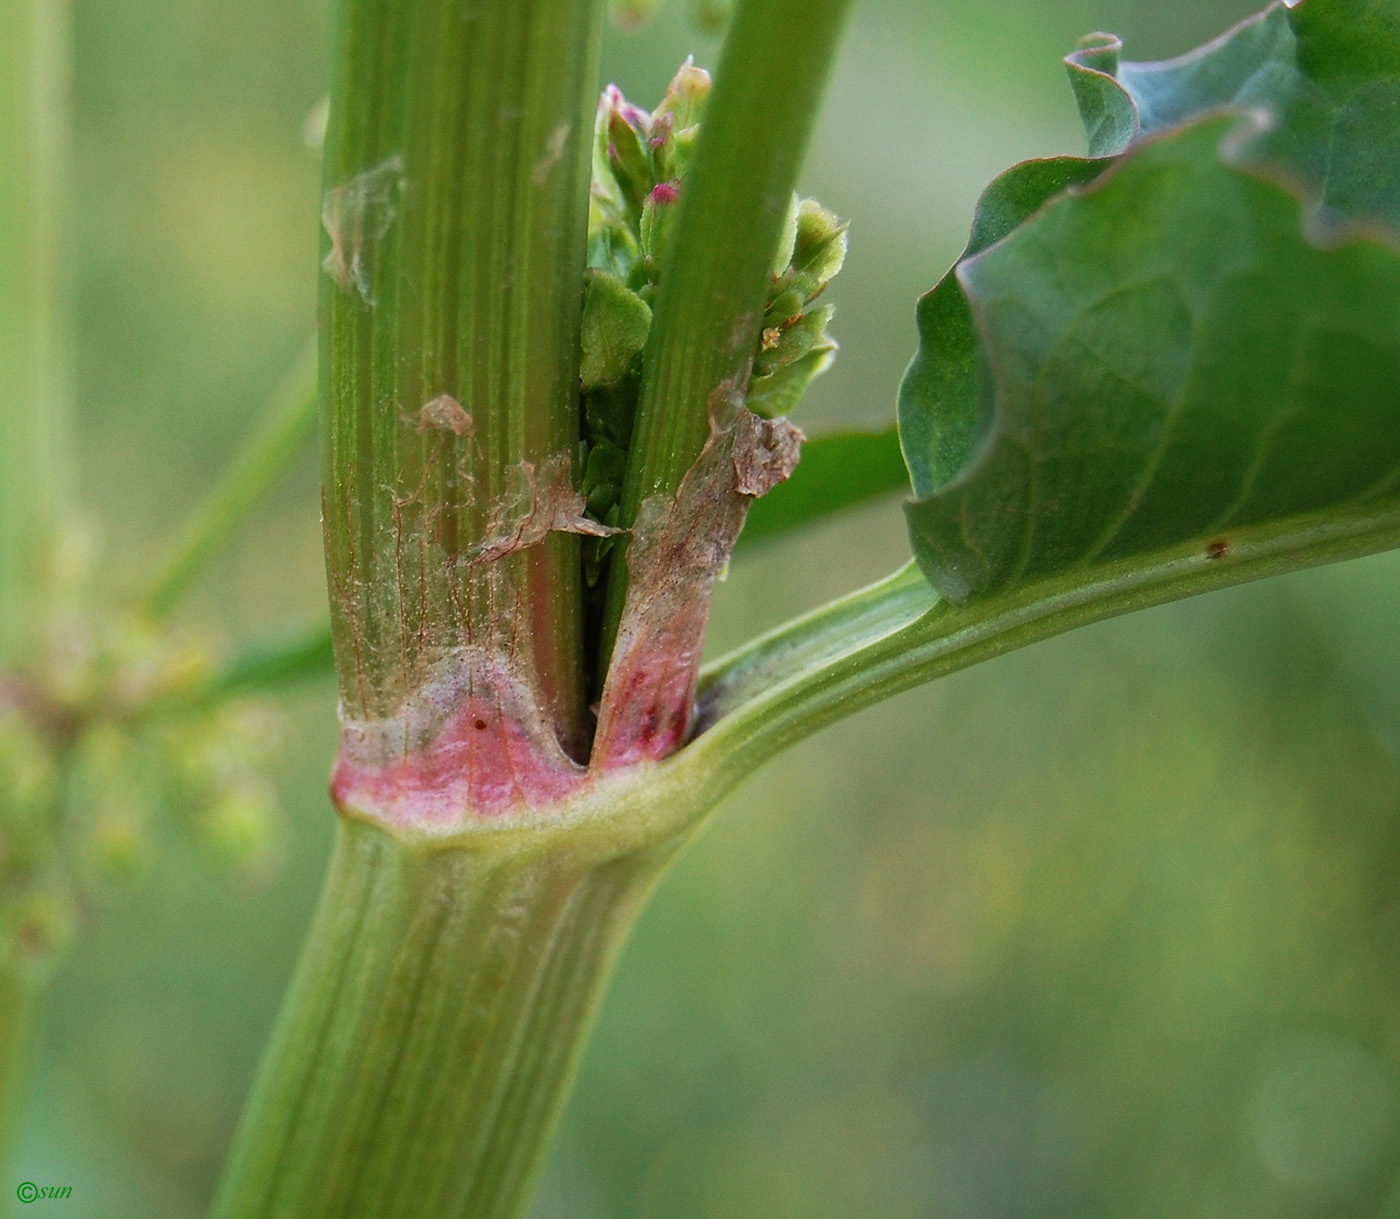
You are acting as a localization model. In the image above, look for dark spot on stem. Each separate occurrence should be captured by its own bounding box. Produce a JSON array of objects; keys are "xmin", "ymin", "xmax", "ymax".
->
[
  {"xmin": 1206, "ymin": 539, "xmax": 1229, "ymax": 560},
  {"xmin": 474, "ymin": 718, "xmax": 488, "ymax": 731}
]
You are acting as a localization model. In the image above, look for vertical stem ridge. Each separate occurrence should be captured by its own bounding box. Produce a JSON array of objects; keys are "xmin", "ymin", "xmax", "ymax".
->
[
  {"xmin": 321, "ymin": 0, "xmax": 604, "ymax": 750},
  {"xmin": 467, "ymin": 862, "xmax": 640, "ymax": 1218},
  {"xmin": 212, "ymin": 819, "xmax": 673, "ymax": 1219}
]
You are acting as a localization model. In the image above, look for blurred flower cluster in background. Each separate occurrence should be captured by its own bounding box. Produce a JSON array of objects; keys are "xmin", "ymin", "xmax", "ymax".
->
[{"xmin": 21, "ymin": 0, "xmax": 1400, "ymax": 1214}]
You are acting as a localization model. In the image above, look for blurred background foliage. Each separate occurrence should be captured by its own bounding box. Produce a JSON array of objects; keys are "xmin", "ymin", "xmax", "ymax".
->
[{"xmin": 12, "ymin": 0, "xmax": 1400, "ymax": 1214}]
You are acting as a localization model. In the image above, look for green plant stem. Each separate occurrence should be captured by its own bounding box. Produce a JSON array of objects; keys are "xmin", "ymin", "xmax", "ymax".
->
[
  {"xmin": 0, "ymin": 0, "xmax": 71, "ymax": 666},
  {"xmin": 694, "ymin": 500, "xmax": 1400, "ymax": 784},
  {"xmin": 184, "ymin": 426, "xmax": 904, "ymax": 705},
  {"xmin": 597, "ymin": 0, "xmax": 853, "ymax": 673},
  {"xmin": 0, "ymin": 965, "xmax": 37, "ymax": 1169},
  {"xmin": 141, "ymin": 337, "xmax": 318, "ymax": 622},
  {"xmin": 321, "ymin": 0, "xmax": 603, "ymax": 747},
  {"xmin": 212, "ymin": 815, "xmax": 678, "ymax": 1219}
]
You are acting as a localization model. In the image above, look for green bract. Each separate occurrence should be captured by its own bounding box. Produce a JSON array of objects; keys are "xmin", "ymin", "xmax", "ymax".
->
[{"xmin": 900, "ymin": 0, "xmax": 1400, "ymax": 605}]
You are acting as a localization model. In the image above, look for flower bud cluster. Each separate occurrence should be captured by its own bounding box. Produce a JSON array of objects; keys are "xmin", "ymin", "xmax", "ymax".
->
[
  {"xmin": 579, "ymin": 61, "xmax": 714, "ymax": 595},
  {"xmin": 578, "ymin": 62, "xmax": 847, "ymax": 597},
  {"xmin": 0, "ymin": 709, "xmax": 69, "ymax": 981},
  {"xmin": 748, "ymin": 195, "xmax": 847, "ymax": 418},
  {"xmin": 0, "ymin": 590, "xmax": 288, "ymax": 975}
]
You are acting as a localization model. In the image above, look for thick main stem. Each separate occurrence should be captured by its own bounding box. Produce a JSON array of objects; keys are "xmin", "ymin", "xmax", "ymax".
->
[
  {"xmin": 320, "ymin": 0, "xmax": 603, "ymax": 752},
  {"xmin": 212, "ymin": 816, "xmax": 676, "ymax": 1219}
]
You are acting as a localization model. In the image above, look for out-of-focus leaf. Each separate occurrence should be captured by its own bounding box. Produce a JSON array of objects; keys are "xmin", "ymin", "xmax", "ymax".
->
[
  {"xmin": 1066, "ymin": 0, "xmax": 1400, "ymax": 239},
  {"xmin": 903, "ymin": 116, "xmax": 1400, "ymax": 602},
  {"xmin": 738, "ymin": 427, "xmax": 908, "ymax": 551}
]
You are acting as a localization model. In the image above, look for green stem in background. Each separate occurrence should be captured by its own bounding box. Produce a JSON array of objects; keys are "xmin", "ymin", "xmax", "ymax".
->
[
  {"xmin": 0, "ymin": 0, "xmax": 70, "ymax": 1175},
  {"xmin": 0, "ymin": 966, "xmax": 37, "ymax": 1170},
  {"xmin": 597, "ymin": 0, "xmax": 853, "ymax": 672},
  {"xmin": 0, "ymin": 0, "xmax": 71, "ymax": 667},
  {"xmin": 212, "ymin": 813, "xmax": 681, "ymax": 1219},
  {"xmin": 200, "ymin": 620, "xmax": 336, "ymax": 703},
  {"xmin": 140, "ymin": 337, "xmax": 318, "ymax": 623},
  {"xmin": 320, "ymin": 0, "xmax": 603, "ymax": 749}
]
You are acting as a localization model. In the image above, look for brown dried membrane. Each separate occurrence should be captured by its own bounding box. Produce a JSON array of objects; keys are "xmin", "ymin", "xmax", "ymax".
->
[
  {"xmin": 416, "ymin": 394, "xmax": 474, "ymax": 437},
  {"xmin": 322, "ymin": 155, "xmax": 405, "ymax": 305},
  {"xmin": 592, "ymin": 387, "xmax": 803, "ymax": 769},
  {"xmin": 531, "ymin": 123, "xmax": 572, "ymax": 186},
  {"xmin": 465, "ymin": 454, "xmax": 618, "ymax": 567}
]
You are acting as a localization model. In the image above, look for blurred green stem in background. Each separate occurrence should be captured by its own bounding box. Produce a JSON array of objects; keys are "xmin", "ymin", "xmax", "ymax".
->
[
  {"xmin": 140, "ymin": 336, "xmax": 319, "ymax": 623},
  {"xmin": 0, "ymin": 965, "xmax": 36, "ymax": 1171},
  {"xmin": 0, "ymin": 0, "xmax": 70, "ymax": 664},
  {"xmin": 0, "ymin": 0, "xmax": 70, "ymax": 1170}
]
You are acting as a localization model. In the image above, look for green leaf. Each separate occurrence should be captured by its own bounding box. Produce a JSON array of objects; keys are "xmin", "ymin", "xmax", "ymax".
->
[
  {"xmin": 1066, "ymin": 0, "xmax": 1400, "ymax": 239},
  {"xmin": 738, "ymin": 426, "xmax": 908, "ymax": 550},
  {"xmin": 898, "ymin": 155, "xmax": 1107, "ymax": 495},
  {"xmin": 902, "ymin": 115, "xmax": 1400, "ymax": 603}
]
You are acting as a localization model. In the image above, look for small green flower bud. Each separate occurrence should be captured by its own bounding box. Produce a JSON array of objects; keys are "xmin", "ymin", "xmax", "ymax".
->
[
  {"xmin": 649, "ymin": 61, "xmax": 710, "ymax": 181},
  {"xmin": 584, "ymin": 443, "xmax": 628, "ymax": 512},
  {"xmin": 657, "ymin": 122, "xmax": 703, "ymax": 182},
  {"xmin": 581, "ymin": 269, "xmax": 653, "ymax": 389},
  {"xmin": 652, "ymin": 57, "xmax": 711, "ymax": 134},
  {"xmin": 606, "ymin": 106, "xmax": 654, "ymax": 215},
  {"xmin": 764, "ymin": 287, "xmax": 806, "ymax": 328},
  {"xmin": 792, "ymin": 198, "xmax": 848, "ymax": 287},
  {"xmin": 753, "ymin": 304, "xmax": 834, "ymax": 378},
  {"xmin": 639, "ymin": 180, "xmax": 682, "ymax": 266},
  {"xmin": 772, "ymin": 193, "xmax": 800, "ymax": 276},
  {"xmin": 747, "ymin": 338, "xmax": 839, "ymax": 419}
]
